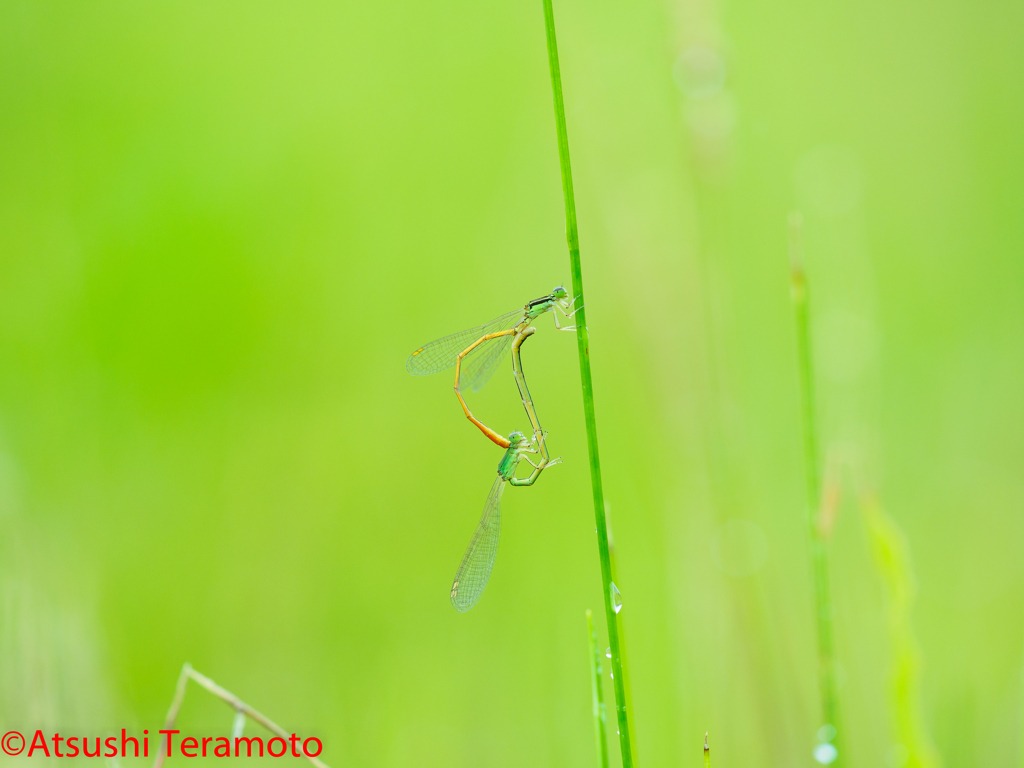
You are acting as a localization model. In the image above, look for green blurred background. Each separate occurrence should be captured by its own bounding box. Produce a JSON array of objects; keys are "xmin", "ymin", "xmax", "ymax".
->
[{"xmin": 1, "ymin": 0, "xmax": 1022, "ymax": 766}]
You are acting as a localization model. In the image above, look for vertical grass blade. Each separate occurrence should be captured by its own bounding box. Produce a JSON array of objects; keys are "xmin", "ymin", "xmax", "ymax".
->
[
  {"xmin": 540, "ymin": 3, "xmax": 634, "ymax": 766},
  {"xmin": 605, "ymin": 504, "xmax": 638, "ymax": 754},
  {"xmin": 788, "ymin": 212, "xmax": 842, "ymax": 763},
  {"xmin": 704, "ymin": 732, "xmax": 710, "ymax": 768},
  {"xmin": 587, "ymin": 609, "xmax": 611, "ymax": 768},
  {"xmin": 859, "ymin": 491, "xmax": 940, "ymax": 768}
]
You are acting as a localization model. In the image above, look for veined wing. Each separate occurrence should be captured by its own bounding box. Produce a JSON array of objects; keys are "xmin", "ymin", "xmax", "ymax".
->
[
  {"xmin": 450, "ymin": 476, "xmax": 506, "ymax": 612},
  {"xmin": 458, "ymin": 332, "xmax": 515, "ymax": 393},
  {"xmin": 406, "ymin": 308, "xmax": 523, "ymax": 377}
]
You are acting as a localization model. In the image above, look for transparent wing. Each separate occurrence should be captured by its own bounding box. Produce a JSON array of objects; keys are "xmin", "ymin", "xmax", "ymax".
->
[
  {"xmin": 406, "ymin": 308, "xmax": 523, "ymax": 377},
  {"xmin": 450, "ymin": 477, "xmax": 506, "ymax": 612},
  {"xmin": 459, "ymin": 332, "xmax": 515, "ymax": 393}
]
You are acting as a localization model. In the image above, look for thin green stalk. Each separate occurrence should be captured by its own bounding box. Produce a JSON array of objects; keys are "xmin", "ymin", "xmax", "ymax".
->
[
  {"xmin": 605, "ymin": 504, "xmax": 637, "ymax": 755},
  {"xmin": 704, "ymin": 733, "xmax": 710, "ymax": 768},
  {"xmin": 788, "ymin": 212, "xmax": 841, "ymax": 762},
  {"xmin": 859, "ymin": 490, "xmax": 940, "ymax": 768},
  {"xmin": 540, "ymin": 3, "xmax": 634, "ymax": 766},
  {"xmin": 587, "ymin": 609, "xmax": 611, "ymax": 768}
]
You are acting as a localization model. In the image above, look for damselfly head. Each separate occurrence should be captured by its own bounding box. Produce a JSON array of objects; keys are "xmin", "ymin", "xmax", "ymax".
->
[
  {"xmin": 552, "ymin": 285, "xmax": 569, "ymax": 300},
  {"xmin": 507, "ymin": 430, "xmax": 528, "ymax": 448}
]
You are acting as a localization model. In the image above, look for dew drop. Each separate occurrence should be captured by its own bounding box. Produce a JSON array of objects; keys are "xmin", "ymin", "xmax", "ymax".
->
[
  {"xmin": 610, "ymin": 582, "xmax": 623, "ymax": 613},
  {"xmin": 813, "ymin": 743, "xmax": 838, "ymax": 765},
  {"xmin": 817, "ymin": 724, "xmax": 837, "ymax": 743},
  {"xmin": 605, "ymin": 648, "xmax": 612, "ymax": 659}
]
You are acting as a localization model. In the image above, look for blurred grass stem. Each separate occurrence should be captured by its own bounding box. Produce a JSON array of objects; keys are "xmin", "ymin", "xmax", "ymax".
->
[
  {"xmin": 857, "ymin": 485, "xmax": 940, "ymax": 768},
  {"xmin": 153, "ymin": 663, "xmax": 330, "ymax": 768},
  {"xmin": 587, "ymin": 609, "xmax": 611, "ymax": 768},
  {"xmin": 789, "ymin": 212, "xmax": 842, "ymax": 760},
  {"xmin": 541, "ymin": 1, "xmax": 634, "ymax": 765}
]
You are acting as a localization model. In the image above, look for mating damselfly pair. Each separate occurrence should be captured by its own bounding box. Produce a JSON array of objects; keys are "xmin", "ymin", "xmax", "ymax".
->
[{"xmin": 407, "ymin": 287, "xmax": 581, "ymax": 611}]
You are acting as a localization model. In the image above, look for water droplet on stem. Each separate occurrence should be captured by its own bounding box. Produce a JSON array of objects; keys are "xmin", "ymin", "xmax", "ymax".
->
[
  {"xmin": 610, "ymin": 582, "xmax": 623, "ymax": 613},
  {"xmin": 813, "ymin": 743, "xmax": 838, "ymax": 765}
]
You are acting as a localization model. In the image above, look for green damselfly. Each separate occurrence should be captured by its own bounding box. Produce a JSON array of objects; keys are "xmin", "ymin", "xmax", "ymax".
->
[
  {"xmin": 407, "ymin": 286, "xmax": 580, "ymax": 448},
  {"xmin": 450, "ymin": 430, "xmax": 561, "ymax": 611}
]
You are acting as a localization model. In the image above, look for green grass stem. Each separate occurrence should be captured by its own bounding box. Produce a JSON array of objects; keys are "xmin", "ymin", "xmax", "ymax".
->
[
  {"xmin": 587, "ymin": 609, "xmax": 611, "ymax": 768},
  {"xmin": 859, "ymin": 491, "xmax": 940, "ymax": 768},
  {"xmin": 541, "ymin": 3, "xmax": 634, "ymax": 766},
  {"xmin": 788, "ymin": 212, "xmax": 842, "ymax": 762},
  {"xmin": 704, "ymin": 733, "xmax": 710, "ymax": 768},
  {"xmin": 605, "ymin": 503, "xmax": 638, "ymax": 754}
]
